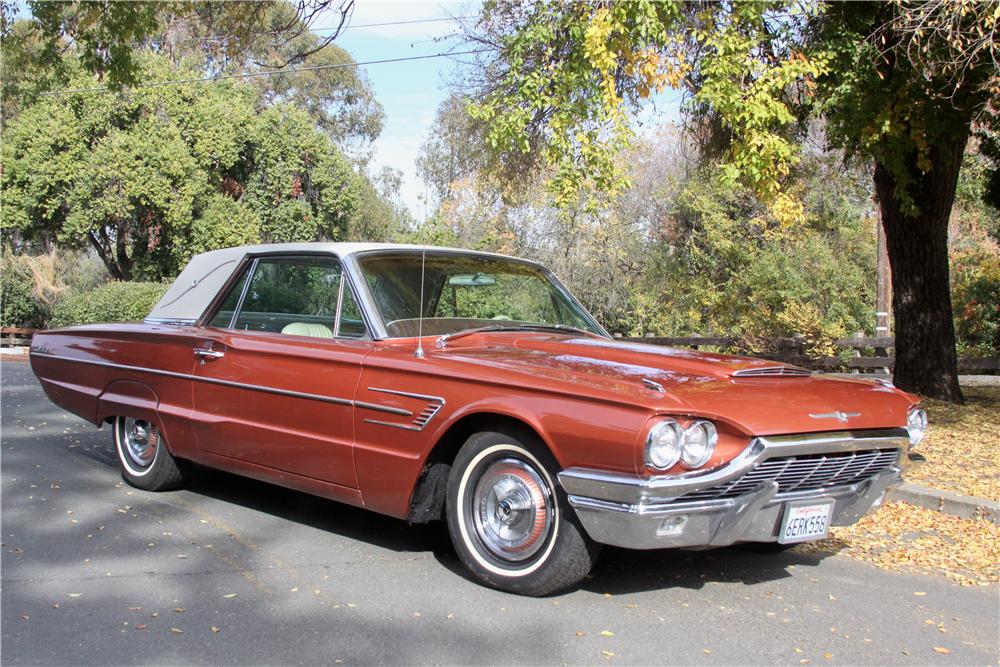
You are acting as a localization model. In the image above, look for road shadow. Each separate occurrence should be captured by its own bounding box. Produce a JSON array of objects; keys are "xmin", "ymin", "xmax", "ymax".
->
[
  {"xmin": 184, "ymin": 465, "xmax": 454, "ymax": 557},
  {"xmin": 578, "ymin": 542, "xmax": 839, "ymax": 595}
]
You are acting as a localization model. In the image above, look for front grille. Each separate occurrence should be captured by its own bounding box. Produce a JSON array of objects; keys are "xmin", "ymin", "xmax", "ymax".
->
[{"xmin": 674, "ymin": 448, "xmax": 900, "ymax": 502}]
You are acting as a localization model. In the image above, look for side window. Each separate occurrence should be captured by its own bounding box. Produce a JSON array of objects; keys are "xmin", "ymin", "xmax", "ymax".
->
[
  {"xmin": 207, "ymin": 256, "xmax": 369, "ymax": 339},
  {"xmin": 208, "ymin": 268, "xmax": 250, "ymax": 328},
  {"xmin": 233, "ymin": 257, "xmax": 342, "ymax": 337}
]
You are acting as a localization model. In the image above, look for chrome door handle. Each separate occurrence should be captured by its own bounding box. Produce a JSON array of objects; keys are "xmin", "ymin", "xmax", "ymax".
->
[{"xmin": 194, "ymin": 347, "xmax": 225, "ymax": 360}]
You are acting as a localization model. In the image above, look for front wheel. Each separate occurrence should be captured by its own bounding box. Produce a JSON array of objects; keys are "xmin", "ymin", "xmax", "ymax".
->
[
  {"xmin": 113, "ymin": 416, "xmax": 187, "ymax": 491},
  {"xmin": 446, "ymin": 430, "xmax": 600, "ymax": 596}
]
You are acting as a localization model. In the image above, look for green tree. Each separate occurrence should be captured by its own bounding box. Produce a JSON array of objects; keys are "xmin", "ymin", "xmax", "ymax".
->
[
  {"xmin": 467, "ymin": 0, "xmax": 999, "ymax": 401},
  {"xmin": 156, "ymin": 1, "xmax": 384, "ymax": 151},
  {"xmin": 2, "ymin": 53, "xmax": 386, "ymax": 280},
  {"xmin": 4, "ymin": 2, "xmax": 383, "ymax": 152},
  {"xmin": 19, "ymin": 0, "xmax": 354, "ymax": 90}
]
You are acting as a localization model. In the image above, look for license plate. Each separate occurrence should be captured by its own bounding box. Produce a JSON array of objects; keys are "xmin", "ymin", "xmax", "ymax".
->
[{"xmin": 778, "ymin": 501, "xmax": 834, "ymax": 544}]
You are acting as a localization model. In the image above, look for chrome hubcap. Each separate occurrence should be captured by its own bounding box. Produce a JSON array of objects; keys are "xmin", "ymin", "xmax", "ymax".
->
[
  {"xmin": 122, "ymin": 418, "xmax": 157, "ymax": 469},
  {"xmin": 472, "ymin": 458, "xmax": 552, "ymax": 562}
]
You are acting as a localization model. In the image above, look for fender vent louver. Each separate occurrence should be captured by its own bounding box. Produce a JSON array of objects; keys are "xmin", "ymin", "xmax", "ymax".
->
[{"xmin": 732, "ymin": 366, "xmax": 811, "ymax": 378}]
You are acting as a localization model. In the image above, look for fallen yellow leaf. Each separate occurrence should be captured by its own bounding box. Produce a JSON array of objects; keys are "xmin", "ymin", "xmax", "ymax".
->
[{"xmin": 933, "ymin": 647, "xmax": 951, "ymax": 654}]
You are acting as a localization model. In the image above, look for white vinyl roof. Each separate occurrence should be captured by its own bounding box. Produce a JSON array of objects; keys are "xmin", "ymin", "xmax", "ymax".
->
[{"xmin": 146, "ymin": 242, "xmax": 524, "ymax": 323}]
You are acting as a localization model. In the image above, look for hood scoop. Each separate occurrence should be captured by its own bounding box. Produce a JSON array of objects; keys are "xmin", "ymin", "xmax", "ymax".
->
[{"xmin": 731, "ymin": 365, "xmax": 811, "ymax": 378}]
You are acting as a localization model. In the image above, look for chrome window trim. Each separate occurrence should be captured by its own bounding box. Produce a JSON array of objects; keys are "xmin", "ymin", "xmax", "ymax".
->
[
  {"xmin": 227, "ymin": 257, "xmax": 258, "ymax": 329},
  {"xmin": 558, "ymin": 428, "xmax": 910, "ymax": 506},
  {"xmin": 333, "ymin": 273, "xmax": 345, "ymax": 336},
  {"xmin": 340, "ymin": 253, "xmax": 388, "ymax": 339}
]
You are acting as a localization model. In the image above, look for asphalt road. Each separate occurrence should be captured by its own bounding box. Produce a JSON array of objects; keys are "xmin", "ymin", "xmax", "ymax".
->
[{"xmin": 2, "ymin": 358, "xmax": 997, "ymax": 666}]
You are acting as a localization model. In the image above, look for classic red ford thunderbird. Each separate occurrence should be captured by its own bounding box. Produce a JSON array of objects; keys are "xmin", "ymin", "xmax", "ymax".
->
[{"xmin": 30, "ymin": 243, "xmax": 927, "ymax": 595}]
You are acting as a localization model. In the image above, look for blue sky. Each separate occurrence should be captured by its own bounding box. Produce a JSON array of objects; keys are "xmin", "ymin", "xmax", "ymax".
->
[{"xmin": 321, "ymin": 1, "xmax": 482, "ymax": 219}]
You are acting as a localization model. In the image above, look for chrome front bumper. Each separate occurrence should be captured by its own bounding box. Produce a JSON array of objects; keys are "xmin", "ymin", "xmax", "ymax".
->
[{"xmin": 558, "ymin": 429, "xmax": 909, "ymax": 550}]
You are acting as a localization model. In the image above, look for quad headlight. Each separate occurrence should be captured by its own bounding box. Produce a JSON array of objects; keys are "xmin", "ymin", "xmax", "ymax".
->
[
  {"xmin": 645, "ymin": 419, "xmax": 718, "ymax": 471},
  {"xmin": 645, "ymin": 420, "xmax": 683, "ymax": 470},
  {"xmin": 906, "ymin": 407, "xmax": 928, "ymax": 448},
  {"xmin": 681, "ymin": 421, "xmax": 717, "ymax": 468}
]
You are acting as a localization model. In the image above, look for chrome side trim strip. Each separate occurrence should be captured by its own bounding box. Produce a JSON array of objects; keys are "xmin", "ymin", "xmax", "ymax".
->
[
  {"xmin": 354, "ymin": 401, "xmax": 412, "ymax": 416},
  {"xmin": 30, "ymin": 352, "xmax": 358, "ymax": 408},
  {"xmin": 362, "ymin": 387, "xmax": 446, "ymax": 431},
  {"xmin": 367, "ymin": 387, "xmax": 446, "ymax": 403},
  {"xmin": 363, "ymin": 419, "xmax": 422, "ymax": 431}
]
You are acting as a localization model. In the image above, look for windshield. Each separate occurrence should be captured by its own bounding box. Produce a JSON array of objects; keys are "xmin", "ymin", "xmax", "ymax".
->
[{"xmin": 355, "ymin": 252, "xmax": 606, "ymax": 338}]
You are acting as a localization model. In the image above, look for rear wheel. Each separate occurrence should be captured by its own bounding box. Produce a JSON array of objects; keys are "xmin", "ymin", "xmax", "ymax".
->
[
  {"xmin": 113, "ymin": 416, "xmax": 187, "ymax": 491},
  {"xmin": 446, "ymin": 430, "xmax": 600, "ymax": 596}
]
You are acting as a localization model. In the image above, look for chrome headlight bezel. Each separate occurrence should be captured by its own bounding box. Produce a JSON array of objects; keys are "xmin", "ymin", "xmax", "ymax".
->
[
  {"xmin": 645, "ymin": 420, "xmax": 683, "ymax": 470},
  {"xmin": 906, "ymin": 407, "xmax": 928, "ymax": 448}
]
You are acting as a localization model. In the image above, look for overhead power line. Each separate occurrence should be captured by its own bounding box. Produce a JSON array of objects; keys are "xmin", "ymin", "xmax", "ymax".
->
[
  {"xmin": 42, "ymin": 49, "xmax": 490, "ymax": 96},
  {"xmin": 135, "ymin": 15, "xmax": 476, "ymax": 48}
]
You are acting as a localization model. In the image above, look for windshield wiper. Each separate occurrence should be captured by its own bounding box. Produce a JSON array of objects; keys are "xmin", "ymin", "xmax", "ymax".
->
[{"xmin": 436, "ymin": 323, "xmax": 603, "ymax": 348}]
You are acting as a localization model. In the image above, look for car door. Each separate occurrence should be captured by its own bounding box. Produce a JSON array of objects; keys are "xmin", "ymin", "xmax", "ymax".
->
[{"xmin": 189, "ymin": 254, "xmax": 371, "ymax": 489}]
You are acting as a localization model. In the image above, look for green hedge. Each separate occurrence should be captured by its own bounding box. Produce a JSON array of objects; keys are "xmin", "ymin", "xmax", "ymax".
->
[
  {"xmin": 50, "ymin": 282, "xmax": 170, "ymax": 328},
  {"xmin": 0, "ymin": 258, "xmax": 47, "ymax": 327}
]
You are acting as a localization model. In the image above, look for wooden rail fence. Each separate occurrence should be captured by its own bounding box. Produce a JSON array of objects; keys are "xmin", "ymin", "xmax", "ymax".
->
[
  {"xmin": 1, "ymin": 327, "xmax": 38, "ymax": 347},
  {"xmin": 616, "ymin": 334, "xmax": 999, "ymax": 374}
]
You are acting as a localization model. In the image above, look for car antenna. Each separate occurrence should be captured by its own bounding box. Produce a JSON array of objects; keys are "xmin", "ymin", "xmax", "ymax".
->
[{"xmin": 415, "ymin": 249, "xmax": 426, "ymax": 359}]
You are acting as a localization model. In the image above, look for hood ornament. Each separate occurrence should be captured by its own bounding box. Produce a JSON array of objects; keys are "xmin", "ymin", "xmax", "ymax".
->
[{"xmin": 809, "ymin": 411, "xmax": 861, "ymax": 423}]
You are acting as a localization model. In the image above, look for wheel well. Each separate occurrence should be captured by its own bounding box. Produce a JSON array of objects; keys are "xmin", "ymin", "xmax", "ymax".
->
[{"xmin": 407, "ymin": 412, "xmax": 549, "ymax": 524}]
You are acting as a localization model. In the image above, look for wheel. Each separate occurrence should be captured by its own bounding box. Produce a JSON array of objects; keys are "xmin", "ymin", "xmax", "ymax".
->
[
  {"xmin": 446, "ymin": 429, "xmax": 600, "ymax": 596},
  {"xmin": 113, "ymin": 416, "xmax": 187, "ymax": 491}
]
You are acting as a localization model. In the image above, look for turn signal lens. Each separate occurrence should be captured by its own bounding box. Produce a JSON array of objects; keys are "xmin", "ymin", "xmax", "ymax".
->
[
  {"xmin": 681, "ymin": 421, "xmax": 717, "ymax": 469},
  {"xmin": 906, "ymin": 408, "xmax": 928, "ymax": 448},
  {"xmin": 645, "ymin": 420, "xmax": 683, "ymax": 470}
]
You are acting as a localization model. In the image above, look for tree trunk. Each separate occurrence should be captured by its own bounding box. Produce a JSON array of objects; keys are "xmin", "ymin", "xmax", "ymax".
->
[
  {"xmin": 873, "ymin": 133, "xmax": 967, "ymax": 403},
  {"xmin": 87, "ymin": 230, "xmax": 125, "ymax": 281}
]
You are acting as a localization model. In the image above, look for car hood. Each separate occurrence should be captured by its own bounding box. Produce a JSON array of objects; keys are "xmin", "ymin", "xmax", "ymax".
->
[{"xmin": 434, "ymin": 334, "xmax": 917, "ymax": 436}]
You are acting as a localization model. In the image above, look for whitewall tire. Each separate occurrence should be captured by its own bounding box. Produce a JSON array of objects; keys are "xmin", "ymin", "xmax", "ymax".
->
[
  {"xmin": 446, "ymin": 429, "xmax": 600, "ymax": 595},
  {"xmin": 113, "ymin": 416, "xmax": 187, "ymax": 491}
]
